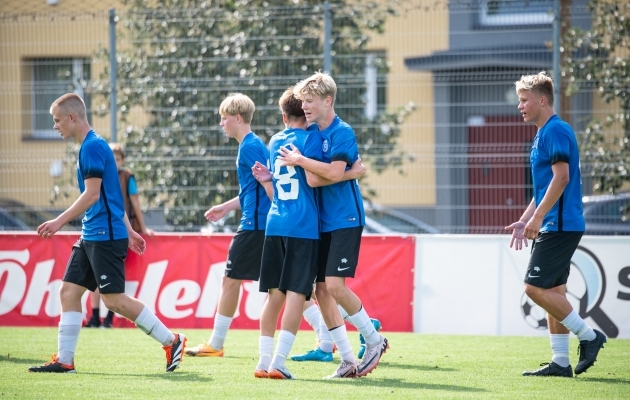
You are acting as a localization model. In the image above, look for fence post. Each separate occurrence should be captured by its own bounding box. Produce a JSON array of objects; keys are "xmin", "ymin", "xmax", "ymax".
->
[
  {"xmin": 552, "ymin": 0, "xmax": 561, "ymax": 116},
  {"xmin": 109, "ymin": 8, "xmax": 118, "ymax": 143},
  {"xmin": 324, "ymin": 1, "xmax": 331, "ymax": 73}
]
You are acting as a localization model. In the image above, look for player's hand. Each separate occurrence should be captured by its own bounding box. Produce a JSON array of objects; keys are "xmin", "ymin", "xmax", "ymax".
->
[
  {"xmin": 252, "ymin": 161, "xmax": 272, "ymax": 183},
  {"xmin": 348, "ymin": 157, "xmax": 366, "ymax": 178},
  {"xmin": 141, "ymin": 227, "xmax": 155, "ymax": 237},
  {"xmin": 524, "ymin": 217, "xmax": 542, "ymax": 241},
  {"xmin": 504, "ymin": 221, "xmax": 528, "ymax": 250},
  {"xmin": 37, "ymin": 218, "xmax": 63, "ymax": 239},
  {"xmin": 277, "ymin": 144, "xmax": 303, "ymax": 166},
  {"xmin": 205, "ymin": 204, "xmax": 227, "ymax": 222},
  {"xmin": 128, "ymin": 230, "xmax": 146, "ymax": 255}
]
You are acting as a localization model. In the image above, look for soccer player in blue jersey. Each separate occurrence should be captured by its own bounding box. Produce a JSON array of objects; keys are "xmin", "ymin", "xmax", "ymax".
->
[
  {"xmin": 29, "ymin": 93, "xmax": 185, "ymax": 374},
  {"xmin": 279, "ymin": 72, "xmax": 388, "ymax": 378},
  {"xmin": 250, "ymin": 87, "xmax": 324, "ymax": 380},
  {"xmin": 185, "ymin": 93, "xmax": 272, "ymax": 358},
  {"xmin": 506, "ymin": 72, "xmax": 606, "ymax": 377}
]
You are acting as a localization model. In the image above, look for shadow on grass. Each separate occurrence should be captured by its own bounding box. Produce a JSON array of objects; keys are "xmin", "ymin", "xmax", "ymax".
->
[
  {"xmin": 0, "ymin": 354, "xmax": 50, "ymax": 365},
  {"xmin": 378, "ymin": 361, "xmax": 457, "ymax": 372},
  {"xmin": 302, "ymin": 377, "xmax": 486, "ymax": 392},
  {"xmin": 576, "ymin": 376, "xmax": 630, "ymax": 385},
  {"xmin": 80, "ymin": 371, "xmax": 211, "ymax": 382}
]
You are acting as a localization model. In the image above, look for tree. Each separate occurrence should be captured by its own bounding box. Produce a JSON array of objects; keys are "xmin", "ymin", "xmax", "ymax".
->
[
  {"xmin": 564, "ymin": 0, "xmax": 630, "ymax": 194},
  {"xmin": 87, "ymin": 0, "xmax": 414, "ymax": 230}
]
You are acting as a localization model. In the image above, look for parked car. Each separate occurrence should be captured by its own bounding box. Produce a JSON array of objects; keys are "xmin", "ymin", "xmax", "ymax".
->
[
  {"xmin": 0, "ymin": 198, "xmax": 79, "ymax": 232},
  {"xmin": 363, "ymin": 202, "xmax": 439, "ymax": 234},
  {"xmin": 582, "ymin": 192, "xmax": 630, "ymax": 235}
]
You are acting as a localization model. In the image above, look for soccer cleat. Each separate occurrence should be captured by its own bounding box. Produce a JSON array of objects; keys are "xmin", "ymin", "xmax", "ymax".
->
[
  {"xmin": 185, "ymin": 342, "xmax": 224, "ymax": 357},
  {"xmin": 522, "ymin": 362, "xmax": 573, "ymax": 377},
  {"xmin": 324, "ymin": 360, "xmax": 358, "ymax": 379},
  {"xmin": 163, "ymin": 333, "xmax": 186, "ymax": 372},
  {"xmin": 267, "ymin": 365, "xmax": 296, "ymax": 380},
  {"xmin": 290, "ymin": 348, "xmax": 333, "ymax": 362},
  {"xmin": 356, "ymin": 335, "xmax": 388, "ymax": 377},
  {"xmin": 28, "ymin": 354, "xmax": 76, "ymax": 373},
  {"xmin": 358, "ymin": 318, "xmax": 382, "ymax": 359},
  {"xmin": 102, "ymin": 319, "xmax": 113, "ymax": 328},
  {"xmin": 575, "ymin": 329, "xmax": 607, "ymax": 375},
  {"xmin": 254, "ymin": 363, "xmax": 269, "ymax": 378},
  {"xmin": 84, "ymin": 317, "xmax": 100, "ymax": 328}
]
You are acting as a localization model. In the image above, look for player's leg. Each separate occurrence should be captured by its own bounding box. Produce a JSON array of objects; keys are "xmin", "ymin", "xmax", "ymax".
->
[
  {"xmin": 291, "ymin": 293, "xmax": 335, "ymax": 362},
  {"xmin": 86, "ymin": 288, "xmax": 101, "ymax": 328},
  {"xmin": 255, "ymin": 288, "xmax": 285, "ymax": 377},
  {"xmin": 336, "ymin": 303, "xmax": 381, "ymax": 359},
  {"xmin": 29, "ymin": 240, "xmax": 90, "ymax": 373},
  {"xmin": 315, "ymin": 282, "xmax": 358, "ymax": 378},
  {"xmin": 523, "ymin": 232, "xmax": 605, "ymax": 376}
]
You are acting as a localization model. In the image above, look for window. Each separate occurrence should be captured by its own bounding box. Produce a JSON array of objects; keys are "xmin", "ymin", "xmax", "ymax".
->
[
  {"xmin": 27, "ymin": 58, "xmax": 91, "ymax": 139},
  {"xmin": 479, "ymin": 0, "xmax": 554, "ymax": 26}
]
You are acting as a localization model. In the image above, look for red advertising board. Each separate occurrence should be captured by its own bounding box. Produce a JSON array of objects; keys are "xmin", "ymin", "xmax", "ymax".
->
[{"xmin": 0, "ymin": 233, "xmax": 414, "ymax": 331}]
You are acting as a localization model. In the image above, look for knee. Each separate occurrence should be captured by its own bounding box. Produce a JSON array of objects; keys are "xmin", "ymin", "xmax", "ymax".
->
[
  {"xmin": 101, "ymin": 294, "xmax": 122, "ymax": 314},
  {"xmin": 524, "ymin": 284, "xmax": 541, "ymax": 301},
  {"xmin": 325, "ymin": 281, "xmax": 345, "ymax": 299}
]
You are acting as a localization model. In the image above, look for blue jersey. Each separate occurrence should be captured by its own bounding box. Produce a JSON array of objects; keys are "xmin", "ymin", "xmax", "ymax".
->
[
  {"xmin": 237, "ymin": 132, "xmax": 271, "ymax": 231},
  {"xmin": 265, "ymin": 127, "xmax": 322, "ymax": 239},
  {"xmin": 77, "ymin": 131, "xmax": 128, "ymax": 241},
  {"xmin": 318, "ymin": 116, "xmax": 366, "ymax": 233},
  {"xmin": 530, "ymin": 115, "xmax": 585, "ymax": 232}
]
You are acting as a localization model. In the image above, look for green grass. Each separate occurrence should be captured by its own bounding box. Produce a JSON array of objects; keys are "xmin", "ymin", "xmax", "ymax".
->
[{"xmin": 0, "ymin": 327, "xmax": 628, "ymax": 399}]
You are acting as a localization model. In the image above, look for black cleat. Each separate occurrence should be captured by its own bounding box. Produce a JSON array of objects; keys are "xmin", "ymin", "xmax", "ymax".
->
[
  {"xmin": 523, "ymin": 361, "xmax": 573, "ymax": 377},
  {"xmin": 163, "ymin": 333, "xmax": 186, "ymax": 372},
  {"xmin": 575, "ymin": 329, "xmax": 607, "ymax": 375},
  {"xmin": 102, "ymin": 319, "xmax": 113, "ymax": 328},
  {"xmin": 84, "ymin": 317, "xmax": 100, "ymax": 328},
  {"xmin": 28, "ymin": 355, "xmax": 76, "ymax": 373}
]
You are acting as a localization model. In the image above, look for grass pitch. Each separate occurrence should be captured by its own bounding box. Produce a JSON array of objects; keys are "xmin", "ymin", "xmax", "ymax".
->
[{"xmin": 0, "ymin": 327, "xmax": 628, "ymax": 399}]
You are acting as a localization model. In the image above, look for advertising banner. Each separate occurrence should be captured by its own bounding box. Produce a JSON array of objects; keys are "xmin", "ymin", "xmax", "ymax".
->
[{"xmin": 0, "ymin": 233, "xmax": 415, "ymax": 332}]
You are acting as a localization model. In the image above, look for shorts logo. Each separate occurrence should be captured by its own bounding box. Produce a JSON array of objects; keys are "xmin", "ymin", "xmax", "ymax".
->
[
  {"xmin": 338, "ymin": 258, "xmax": 350, "ymax": 271},
  {"xmin": 100, "ymin": 275, "xmax": 107, "ymax": 280},
  {"xmin": 99, "ymin": 283, "xmax": 111, "ymax": 289}
]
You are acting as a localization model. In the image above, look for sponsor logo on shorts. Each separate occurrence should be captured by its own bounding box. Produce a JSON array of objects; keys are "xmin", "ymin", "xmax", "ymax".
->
[{"xmin": 99, "ymin": 283, "xmax": 111, "ymax": 289}]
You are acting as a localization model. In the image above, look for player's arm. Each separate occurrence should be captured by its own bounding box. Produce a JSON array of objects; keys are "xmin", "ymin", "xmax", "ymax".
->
[
  {"xmin": 204, "ymin": 196, "xmax": 240, "ymax": 222},
  {"xmin": 37, "ymin": 177, "xmax": 101, "ymax": 237},
  {"xmin": 260, "ymin": 181, "xmax": 274, "ymax": 201},
  {"xmin": 524, "ymin": 161, "xmax": 569, "ymax": 240},
  {"xmin": 278, "ymin": 144, "xmax": 346, "ymax": 182},
  {"xmin": 306, "ymin": 158, "xmax": 365, "ymax": 188},
  {"xmin": 505, "ymin": 198, "xmax": 535, "ymax": 250},
  {"xmin": 123, "ymin": 212, "xmax": 146, "ymax": 255}
]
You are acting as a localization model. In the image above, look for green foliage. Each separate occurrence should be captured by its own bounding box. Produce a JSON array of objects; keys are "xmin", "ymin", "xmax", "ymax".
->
[
  {"xmin": 93, "ymin": 0, "xmax": 414, "ymax": 229},
  {"xmin": 564, "ymin": 0, "xmax": 630, "ymax": 193}
]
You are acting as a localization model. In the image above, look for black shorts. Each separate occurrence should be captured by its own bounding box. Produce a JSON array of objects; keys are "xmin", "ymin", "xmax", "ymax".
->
[
  {"xmin": 316, "ymin": 227, "xmax": 363, "ymax": 282},
  {"xmin": 259, "ymin": 236, "xmax": 318, "ymax": 299},
  {"xmin": 524, "ymin": 231, "xmax": 583, "ymax": 289},
  {"xmin": 63, "ymin": 238, "xmax": 128, "ymax": 294},
  {"xmin": 225, "ymin": 229, "xmax": 265, "ymax": 280}
]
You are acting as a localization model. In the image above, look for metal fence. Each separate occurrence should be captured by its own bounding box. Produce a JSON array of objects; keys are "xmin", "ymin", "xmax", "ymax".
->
[{"xmin": 0, "ymin": 0, "xmax": 628, "ymax": 235}]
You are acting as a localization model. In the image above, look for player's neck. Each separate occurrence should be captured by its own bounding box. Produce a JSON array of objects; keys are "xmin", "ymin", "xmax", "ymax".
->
[
  {"xmin": 234, "ymin": 126, "xmax": 252, "ymax": 143},
  {"xmin": 535, "ymin": 109, "xmax": 556, "ymax": 129},
  {"xmin": 74, "ymin": 123, "xmax": 93, "ymax": 144},
  {"xmin": 316, "ymin": 109, "xmax": 336, "ymax": 131}
]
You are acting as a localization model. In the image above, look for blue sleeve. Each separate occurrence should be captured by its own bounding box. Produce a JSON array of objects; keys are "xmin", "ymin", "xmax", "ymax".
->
[
  {"xmin": 330, "ymin": 126, "xmax": 356, "ymax": 166},
  {"xmin": 240, "ymin": 140, "xmax": 270, "ymax": 170},
  {"xmin": 80, "ymin": 142, "xmax": 106, "ymax": 179},
  {"xmin": 128, "ymin": 175, "xmax": 138, "ymax": 195},
  {"xmin": 303, "ymin": 131, "xmax": 323, "ymax": 161},
  {"xmin": 546, "ymin": 125, "xmax": 571, "ymax": 164}
]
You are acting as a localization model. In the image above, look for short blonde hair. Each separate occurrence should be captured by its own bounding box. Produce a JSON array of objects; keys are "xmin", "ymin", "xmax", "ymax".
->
[
  {"xmin": 515, "ymin": 71, "xmax": 554, "ymax": 106},
  {"xmin": 50, "ymin": 93, "xmax": 87, "ymax": 120},
  {"xmin": 219, "ymin": 93, "xmax": 255, "ymax": 123},
  {"xmin": 293, "ymin": 71, "xmax": 337, "ymax": 105}
]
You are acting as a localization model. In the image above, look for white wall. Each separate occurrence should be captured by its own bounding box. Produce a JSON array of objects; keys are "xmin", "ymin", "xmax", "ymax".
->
[{"xmin": 413, "ymin": 235, "xmax": 630, "ymax": 339}]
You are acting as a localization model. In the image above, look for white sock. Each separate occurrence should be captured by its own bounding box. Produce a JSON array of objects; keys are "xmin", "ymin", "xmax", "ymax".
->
[
  {"xmin": 57, "ymin": 311, "xmax": 82, "ymax": 365},
  {"xmin": 303, "ymin": 304, "xmax": 321, "ymax": 336},
  {"xmin": 209, "ymin": 313, "xmax": 233, "ymax": 350},
  {"xmin": 257, "ymin": 336, "xmax": 274, "ymax": 371},
  {"xmin": 318, "ymin": 317, "xmax": 334, "ymax": 353},
  {"xmin": 134, "ymin": 306, "xmax": 175, "ymax": 346},
  {"xmin": 329, "ymin": 325, "xmax": 356, "ymax": 364},
  {"xmin": 270, "ymin": 330, "xmax": 295, "ymax": 370},
  {"xmin": 337, "ymin": 304, "xmax": 350, "ymax": 322},
  {"xmin": 560, "ymin": 310, "xmax": 596, "ymax": 341},
  {"xmin": 550, "ymin": 334, "xmax": 570, "ymax": 367},
  {"xmin": 348, "ymin": 306, "xmax": 379, "ymax": 345}
]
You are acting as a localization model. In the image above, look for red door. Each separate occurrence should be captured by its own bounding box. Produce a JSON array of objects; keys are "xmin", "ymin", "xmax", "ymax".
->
[{"xmin": 468, "ymin": 116, "xmax": 537, "ymax": 233}]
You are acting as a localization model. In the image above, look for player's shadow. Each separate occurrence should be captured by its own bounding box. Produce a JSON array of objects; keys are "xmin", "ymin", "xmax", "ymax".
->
[
  {"xmin": 377, "ymin": 361, "xmax": 457, "ymax": 372},
  {"xmin": 82, "ymin": 371, "xmax": 211, "ymax": 382},
  {"xmin": 0, "ymin": 355, "xmax": 49, "ymax": 365},
  {"xmin": 310, "ymin": 377, "xmax": 486, "ymax": 392},
  {"xmin": 576, "ymin": 376, "xmax": 630, "ymax": 385}
]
